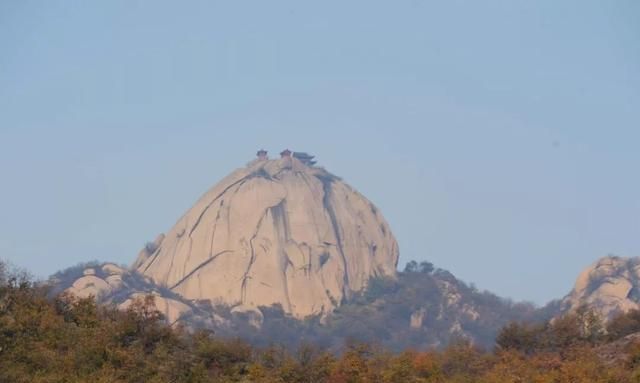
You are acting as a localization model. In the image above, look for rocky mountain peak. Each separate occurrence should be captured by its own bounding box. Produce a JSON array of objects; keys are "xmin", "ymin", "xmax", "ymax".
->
[
  {"xmin": 134, "ymin": 151, "xmax": 399, "ymax": 318},
  {"xmin": 561, "ymin": 255, "xmax": 640, "ymax": 319}
]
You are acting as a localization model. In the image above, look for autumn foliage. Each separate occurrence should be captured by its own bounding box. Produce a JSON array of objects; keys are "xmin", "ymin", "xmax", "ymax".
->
[{"xmin": 3, "ymin": 262, "xmax": 640, "ymax": 382}]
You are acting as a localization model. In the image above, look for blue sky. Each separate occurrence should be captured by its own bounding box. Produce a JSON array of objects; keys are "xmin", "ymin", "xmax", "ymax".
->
[{"xmin": 1, "ymin": 1, "xmax": 638, "ymax": 304}]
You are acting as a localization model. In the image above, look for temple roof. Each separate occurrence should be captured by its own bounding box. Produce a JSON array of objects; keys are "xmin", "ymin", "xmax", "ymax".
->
[{"xmin": 293, "ymin": 152, "xmax": 316, "ymax": 166}]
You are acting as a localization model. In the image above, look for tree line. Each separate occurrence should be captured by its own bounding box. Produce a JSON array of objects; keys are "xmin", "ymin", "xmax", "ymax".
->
[{"xmin": 3, "ymin": 261, "xmax": 640, "ymax": 382}]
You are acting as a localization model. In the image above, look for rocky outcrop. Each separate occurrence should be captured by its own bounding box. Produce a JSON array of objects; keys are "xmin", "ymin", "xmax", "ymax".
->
[
  {"xmin": 56, "ymin": 263, "xmax": 224, "ymax": 327},
  {"xmin": 65, "ymin": 263, "xmax": 126, "ymax": 300},
  {"xmin": 561, "ymin": 255, "xmax": 640, "ymax": 320},
  {"xmin": 410, "ymin": 308, "xmax": 427, "ymax": 329},
  {"xmin": 135, "ymin": 154, "xmax": 399, "ymax": 318}
]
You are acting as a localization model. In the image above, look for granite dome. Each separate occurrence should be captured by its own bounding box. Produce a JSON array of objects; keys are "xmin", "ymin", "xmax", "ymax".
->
[{"xmin": 134, "ymin": 151, "xmax": 399, "ymax": 317}]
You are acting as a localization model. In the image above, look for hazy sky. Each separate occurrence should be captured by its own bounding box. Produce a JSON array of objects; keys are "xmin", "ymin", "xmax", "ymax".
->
[{"xmin": 1, "ymin": 1, "xmax": 638, "ymax": 304}]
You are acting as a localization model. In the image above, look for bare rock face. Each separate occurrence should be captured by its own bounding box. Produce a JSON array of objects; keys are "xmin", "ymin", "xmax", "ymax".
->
[
  {"xmin": 60, "ymin": 263, "xmax": 224, "ymax": 327},
  {"xmin": 562, "ymin": 255, "xmax": 640, "ymax": 319},
  {"xmin": 135, "ymin": 154, "xmax": 399, "ymax": 318},
  {"xmin": 410, "ymin": 308, "xmax": 427, "ymax": 329}
]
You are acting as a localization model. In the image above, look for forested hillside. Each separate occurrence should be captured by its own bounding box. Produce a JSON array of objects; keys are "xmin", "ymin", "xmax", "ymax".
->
[
  {"xmin": 51, "ymin": 260, "xmax": 557, "ymax": 351},
  {"xmin": 224, "ymin": 262, "xmax": 556, "ymax": 351},
  {"xmin": 5, "ymin": 260, "xmax": 640, "ymax": 382}
]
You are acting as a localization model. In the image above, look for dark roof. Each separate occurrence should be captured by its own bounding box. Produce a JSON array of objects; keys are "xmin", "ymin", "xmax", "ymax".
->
[
  {"xmin": 293, "ymin": 152, "xmax": 314, "ymax": 159},
  {"xmin": 293, "ymin": 152, "xmax": 316, "ymax": 166}
]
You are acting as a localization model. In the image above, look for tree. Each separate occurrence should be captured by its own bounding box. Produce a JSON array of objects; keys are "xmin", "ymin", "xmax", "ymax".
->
[
  {"xmin": 419, "ymin": 261, "xmax": 434, "ymax": 274},
  {"xmin": 607, "ymin": 309, "xmax": 640, "ymax": 340},
  {"xmin": 495, "ymin": 322, "xmax": 542, "ymax": 355},
  {"xmin": 404, "ymin": 261, "xmax": 418, "ymax": 273}
]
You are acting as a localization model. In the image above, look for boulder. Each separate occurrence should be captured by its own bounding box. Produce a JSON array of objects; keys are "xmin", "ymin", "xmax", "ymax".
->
[
  {"xmin": 410, "ymin": 308, "xmax": 427, "ymax": 329},
  {"xmin": 68, "ymin": 275, "xmax": 112, "ymax": 298},
  {"xmin": 61, "ymin": 264, "xmax": 217, "ymax": 329},
  {"xmin": 102, "ymin": 263, "xmax": 125, "ymax": 275},
  {"xmin": 231, "ymin": 304, "xmax": 265, "ymax": 328}
]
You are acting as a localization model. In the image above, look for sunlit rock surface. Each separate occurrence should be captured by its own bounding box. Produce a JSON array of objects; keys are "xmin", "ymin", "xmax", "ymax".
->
[
  {"xmin": 562, "ymin": 255, "xmax": 640, "ymax": 319},
  {"xmin": 60, "ymin": 263, "xmax": 224, "ymax": 327},
  {"xmin": 135, "ymin": 153, "xmax": 399, "ymax": 317}
]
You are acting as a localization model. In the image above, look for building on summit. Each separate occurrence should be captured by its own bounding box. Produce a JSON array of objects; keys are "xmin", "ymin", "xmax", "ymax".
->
[
  {"xmin": 280, "ymin": 149, "xmax": 292, "ymax": 158},
  {"xmin": 293, "ymin": 152, "xmax": 316, "ymax": 166},
  {"xmin": 256, "ymin": 149, "xmax": 268, "ymax": 160}
]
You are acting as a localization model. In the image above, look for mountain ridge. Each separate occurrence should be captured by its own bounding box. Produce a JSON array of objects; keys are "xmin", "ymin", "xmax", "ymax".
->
[{"xmin": 47, "ymin": 152, "xmax": 640, "ymax": 350}]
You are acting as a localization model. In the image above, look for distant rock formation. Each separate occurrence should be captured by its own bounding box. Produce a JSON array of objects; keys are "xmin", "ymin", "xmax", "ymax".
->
[
  {"xmin": 134, "ymin": 152, "xmax": 399, "ymax": 318},
  {"xmin": 561, "ymin": 255, "xmax": 640, "ymax": 320},
  {"xmin": 54, "ymin": 262, "xmax": 225, "ymax": 327}
]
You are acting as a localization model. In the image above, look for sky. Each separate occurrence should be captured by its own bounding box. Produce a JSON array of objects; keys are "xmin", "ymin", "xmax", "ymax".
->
[{"xmin": 0, "ymin": 0, "xmax": 639, "ymax": 305}]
